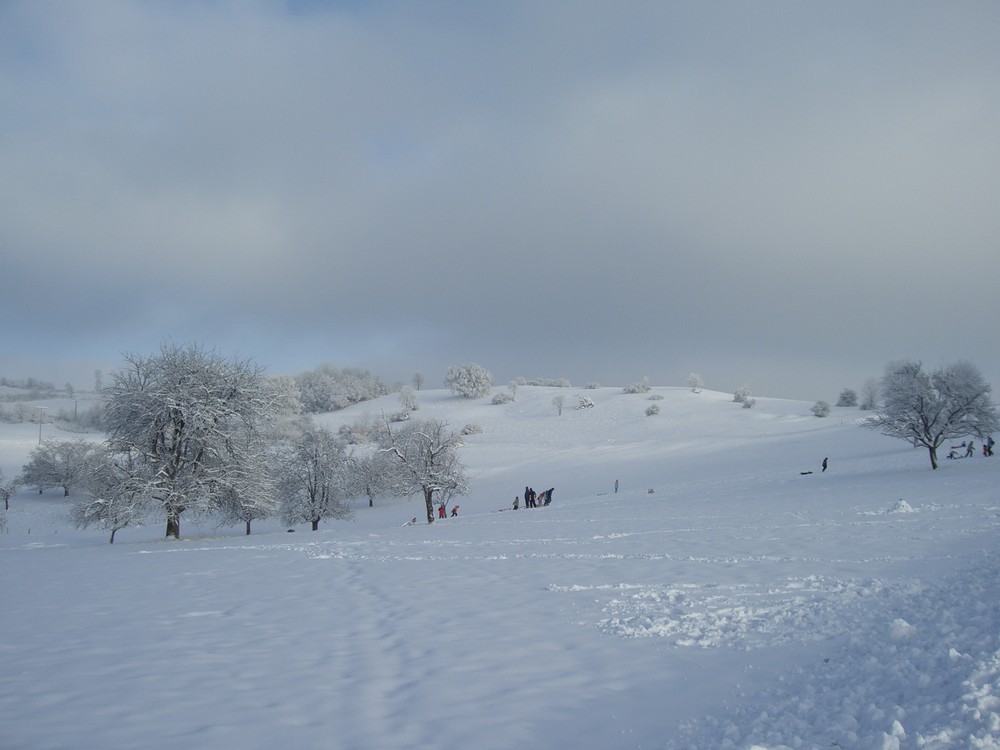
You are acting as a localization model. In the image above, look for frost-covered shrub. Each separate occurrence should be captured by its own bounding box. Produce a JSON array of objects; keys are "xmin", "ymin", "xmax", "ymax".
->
[
  {"xmin": 552, "ymin": 395, "xmax": 565, "ymax": 415},
  {"xmin": 623, "ymin": 378, "xmax": 651, "ymax": 394},
  {"xmin": 585, "ymin": 383, "xmax": 600, "ymax": 390},
  {"xmin": 527, "ymin": 378, "xmax": 572, "ymax": 388},
  {"xmin": 687, "ymin": 373, "xmax": 704, "ymax": 392},
  {"xmin": 461, "ymin": 423, "xmax": 483, "ymax": 436},
  {"xmin": 444, "ymin": 363, "xmax": 493, "ymax": 399},
  {"xmin": 388, "ymin": 411, "xmax": 411, "ymax": 423},
  {"xmin": 492, "ymin": 392, "xmax": 513, "ymax": 405},
  {"xmin": 648, "ymin": 394, "xmax": 663, "ymax": 401},
  {"xmin": 645, "ymin": 404, "xmax": 660, "ymax": 416},
  {"xmin": 812, "ymin": 400, "xmax": 831, "ymax": 418},
  {"xmin": 577, "ymin": 396, "xmax": 595, "ymax": 409},
  {"xmin": 296, "ymin": 365, "xmax": 389, "ymax": 413},
  {"xmin": 733, "ymin": 386, "xmax": 753, "ymax": 405},
  {"xmin": 338, "ymin": 418, "xmax": 378, "ymax": 445}
]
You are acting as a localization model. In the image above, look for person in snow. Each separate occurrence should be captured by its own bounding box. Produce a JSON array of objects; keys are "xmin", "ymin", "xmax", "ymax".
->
[
  {"xmin": 513, "ymin": 496, "xmax": 519, "ymax": 510},
  {"xmin": 966, "ymin": 441, "xmax": 976, "ymax": 458},
  {"xmin": 438, "ymin": 504, "xmax": 447, "ymax": 519},
  {"xmin": 542, "ymin": 488, "xmax": 554, "ymax": 506},
  {"xmin": 822, "ymin": 457, "xmax": 828, "ymax": 472},
  {"xmin": 451, "ymin": 505, "xmax": 459, "ymax": 517},
  {"xmin": 524, "ymin": 486, "xmax": 531, "ymax": 508}
]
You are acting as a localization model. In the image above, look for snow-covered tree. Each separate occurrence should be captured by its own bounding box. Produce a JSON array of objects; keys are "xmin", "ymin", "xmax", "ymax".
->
[
  {"xmin": 444, "ymin": 363, "xmax": 493, "ymax": 399},
  {"xmin": 687, "ymin": 373, "xmax": 704, "ymax": 393},
  {"xmin": 21, "ymin": 439, "xmax": 100, "ymax": 496},
  {"xmin": 865, "ymin": 359, "xmax": 999, "ymax": 470},
  {"xmin": 379, "ymin": 418, "xmax": 468, "ymax": 524},
  {"xmin": 836, "ymin": 389, "xmax": 858, "ymax": 407},
  {"xmin": 860, "ymin": 378, "xmax": 879, "ymax": 411},
  {"xmin": 412, "ymin": 372, "xmax": 425, "ymax": 391},
  {"xmin": 552, "ymin": 395, "xmax": 565, "ymax": 415},
  {"xmin": 212, "ymin": 451, "xmax": 277, "ymax": 535},
  {"xmin": 399, "ymin": 385, "xmax": 419, "ymax": 414},
  {"xmin": 734, "ymin": 386, "xmax": 755, "ymax": 408},
  {"xmin": 349, "ymin": 449, "xmax": 398, "ymax": 508},
  {"xmin": 71, "ymin": 448, "xmax": 146, "ymax": 543},
  {"xmin": 102, "ymin": 343, "xmax": 281, "ymax": 539},
  {"xmin": 0, "ymin": 468, "xmax": 20, "ymax": 511},
  {"xmin": 275, "ymin": 418, "xmax": 354, "ymax": 530}
]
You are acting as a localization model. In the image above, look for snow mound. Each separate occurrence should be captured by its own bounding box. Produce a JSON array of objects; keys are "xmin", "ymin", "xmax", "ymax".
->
[{"xmin": 887, "ymin": 499, "xmax": 916, "ymax": 514}]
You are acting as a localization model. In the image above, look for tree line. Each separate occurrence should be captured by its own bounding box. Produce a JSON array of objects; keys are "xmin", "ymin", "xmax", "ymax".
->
[{"xmin": 6, "ymin": 343, "xmax": 468, "ymax": 542}]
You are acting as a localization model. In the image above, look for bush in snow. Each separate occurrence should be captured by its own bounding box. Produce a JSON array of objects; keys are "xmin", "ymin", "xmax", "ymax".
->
[
  {"xmin": 623, "ymin": 378, "xmax": 651, "ymax": 394},
  {"xmin": 444, "ymin": 363, "xmax": 493, "ymax": 399},
  {"xmin": 492, "ymin": 391, "xmax": 513, "ymax": 405},
  {"xmin": 338, "ymin": 417, "xmax": 378, "ymax": 445},
  {"xmin": 687, "ymin": 373, "xmax": 704, "ymax": 392},
  {"xmin": 577, "ymin": 395, "xmax": 595, "ymax": 409},
  {"xmin": 836, "ymin": 388, "xmax": 858, "ymax": 407},
  {"xmin": 461, "ymin": 423, "xmax": 483, "ymax": 436},
  {"xmin": 585, "ymin": 382, "xmax": 600, "ymax": 390},
  {"xmin": 812, "ymin": 400, "xmax": 831, "ymax": 418},
  {"xmin": 733, "ymin": 386, "xmax": 754, "ymax": 408},
  {"xmin": 645, "ymin": 404, "xmax": 660, "ymax": 416},
  {"xmin": 526, "ymin": 377, "xmax": 572, "ymax": 387},
  {"xmin": 648, "ymin": 394, "xmax": 663, "ymax": 400}
]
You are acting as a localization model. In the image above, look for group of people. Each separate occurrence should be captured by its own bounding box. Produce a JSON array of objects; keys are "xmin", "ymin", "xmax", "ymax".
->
[
  {"xmin": 513, "ymin": 486, "xmax": 554, "ymax": 510},
  {"xmin": 437, "ymin": 504, "xmax": 459, "ymax": 518},
  {"xmin": 947, "ymin": 436, "xmax": 995, "ymax": 460}
]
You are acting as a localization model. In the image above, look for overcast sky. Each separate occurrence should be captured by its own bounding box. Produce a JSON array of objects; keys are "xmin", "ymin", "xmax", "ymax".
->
[{"xmin": 3, "ymin": 1, "xmax": 999, "ymax": 401}]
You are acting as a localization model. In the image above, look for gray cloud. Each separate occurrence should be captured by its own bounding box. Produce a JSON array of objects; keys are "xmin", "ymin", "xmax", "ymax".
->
[{"xmin": 2, "ymin": 1, "xmax": 999, "ymax": 399}]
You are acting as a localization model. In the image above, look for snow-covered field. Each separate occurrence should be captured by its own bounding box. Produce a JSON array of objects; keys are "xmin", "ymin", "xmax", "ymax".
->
[{"xmin": 2, "ymin": 386, "xmax": 998, "ymax": 750}]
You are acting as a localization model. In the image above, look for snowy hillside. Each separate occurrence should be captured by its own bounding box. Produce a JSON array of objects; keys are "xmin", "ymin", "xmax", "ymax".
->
[{"xmin": 2, "ymin": 386, "xmax": 999, "ymax": 749}]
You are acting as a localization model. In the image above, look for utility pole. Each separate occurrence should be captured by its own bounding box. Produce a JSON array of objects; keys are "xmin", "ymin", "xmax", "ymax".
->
[{"xmin": 36, "ymin": 406, "xmax": 47, "ymax": 445}]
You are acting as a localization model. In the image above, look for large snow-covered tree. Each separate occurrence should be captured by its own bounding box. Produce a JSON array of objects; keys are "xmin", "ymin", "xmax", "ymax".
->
[
  {"xmin": 274, "ymin": 417, "xmax": 354, "ymax": 530},
  {"xmin": 102, "ymin": 343, "xmax": 282, "ymax": 539},
  {"xmin": 444, "ymin": 363, "xmax": 493, "ymax": 399},
  {"xmin": 866, "ymin": 359, "xmax": 999, "ymax": 470},
  {"xmin": 379, "ymin": 418, "xmax": 468, "ymax": 524},
  {"xmin": 21, "ymin": 439, "xmax": 99, "ymax": 496}
]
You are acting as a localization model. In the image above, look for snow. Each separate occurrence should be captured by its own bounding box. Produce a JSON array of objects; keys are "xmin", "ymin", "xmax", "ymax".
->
[{"xmin": 2, "ymin": 385, "xmax": 999, "ymax": 749}]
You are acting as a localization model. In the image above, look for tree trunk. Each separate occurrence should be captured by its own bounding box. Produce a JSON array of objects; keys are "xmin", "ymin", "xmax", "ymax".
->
[
  {"xmin": 109, "ymin": 528, "xmax": 116, "ymax": 544},
  {"xmin": 312, "ymin": 518, "xmax": 320, "ymax": 531},
  {"xmin": 424, "ymin": 487, "xmax": 435, "ymax": 524},
  {"xmin": 245, "ymin": 520, "xmax": 252, "ymax": 535},
  {"xmin": 166, "ymin": 514, "xmax": 180, "ymax": 539},
  {"xmin": 928, "ymin": 445, "xmax": 938, "ymax": 470}
]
